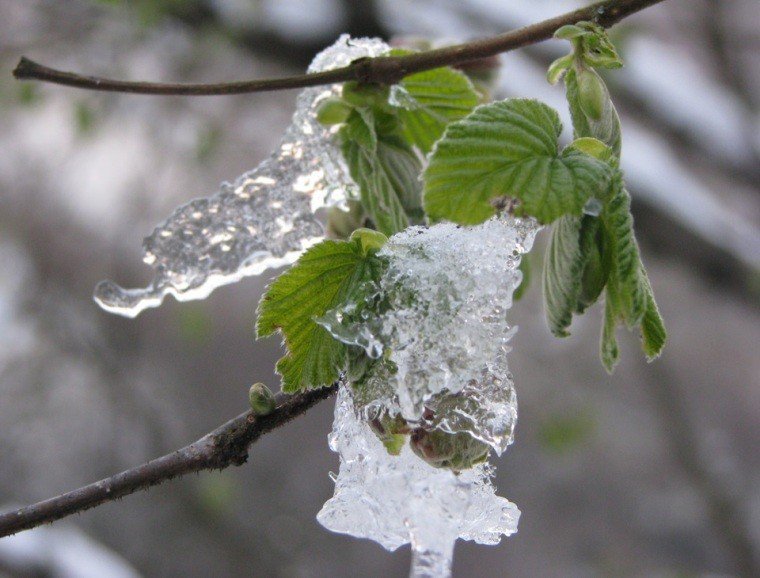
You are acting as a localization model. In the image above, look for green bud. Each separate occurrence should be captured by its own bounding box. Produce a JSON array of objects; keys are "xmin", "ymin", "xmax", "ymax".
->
[
  {"xmin": 409, "ymin": 429, "xmax": 490, "ymax": 472},
  {"xmin": 546, "ymin": 54, "xmax": 573, "ymax": 85},
  {"xmin": 576, "ymin": 68, "xmax": 607, "ymax": 121},
  {"xmin": 554, "ymin": 24, "xmax": 587, "ymax": 40},
  {"xmin": 368, "ymin": 413, "xmax": 410, "ymax": 456},
  {"xmin": 577, "ymin": 217, "xmax": 608, "ymax": 312},
  {"xmin": 566, "ymin": 137, "xmax": 614, "ymax": 162},
  {"xmin": 342, "ymin": 81, "xmax": 390, "ymax": 109},
  {"xmin": 350, "ymin": 227, "xmax": 388, "ymax": 256},
  {"xmin": 316, "ymin": 98, "xmax": 352, "ymax": 126},
  {"xmin": 248, "ymin": 382, "xmax": 276, "ymax": 416}
]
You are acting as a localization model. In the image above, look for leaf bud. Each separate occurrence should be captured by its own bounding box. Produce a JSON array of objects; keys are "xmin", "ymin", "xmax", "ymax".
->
[
  {"xmin": 576, "ymin": 68, "xmax": 607, "ymax": 121},
  {"xmin": 249, "ymin": 382, "xmax": 276, "ymax": 416}
]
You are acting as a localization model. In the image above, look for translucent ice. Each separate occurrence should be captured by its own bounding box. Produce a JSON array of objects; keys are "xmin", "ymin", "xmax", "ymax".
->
[
  {"xmin": 318, "ymin": 386, "xmax": 520, "ymax": 578},
  {"xmin": 319, "ymin": 216, "xmax": 539, "ymax": 454},
  {"xmin": 94, "ymin": 35, "xmax": 390, "ymax": 317}
]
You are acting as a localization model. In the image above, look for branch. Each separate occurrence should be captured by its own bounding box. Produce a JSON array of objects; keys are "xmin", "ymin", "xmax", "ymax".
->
[
  {"xmin": 13, "ymin": 0, "xmax": 666, "ymax": 96},
  {"xmin": 0, "ymin": 384, "xmax": 338, "ymax": 538}
]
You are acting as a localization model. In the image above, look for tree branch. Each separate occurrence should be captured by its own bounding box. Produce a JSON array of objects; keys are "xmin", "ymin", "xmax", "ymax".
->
[
  {"xmin": 13, "ymin": 0, "xmax": 666, "ymax": 96},
  {"xmin": 0, "ymin": 384, "xmax": 338, "ymax": 538}
]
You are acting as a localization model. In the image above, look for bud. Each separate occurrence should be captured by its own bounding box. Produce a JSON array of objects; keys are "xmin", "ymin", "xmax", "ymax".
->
[
  {"xmin": 249, "ymin": 382, "xmax": 276, "ymax": 416},
  {"xmin": 409, "ymin": 429, "xmax": 490, "ymax": 472},
  {"xmin": 341, "ymin": 81, "xmax": 390, "ymax": 109},
  {"xmin": 576, "ymin": 68, "xmax": 606, "ymax": 121},
  {"xmin": 316, "ymin": 97, "xmax": 351, "ymax": 126},
  {"xmin": 350, "ymin": 227, "xmax": 388, "ymax": 256}
]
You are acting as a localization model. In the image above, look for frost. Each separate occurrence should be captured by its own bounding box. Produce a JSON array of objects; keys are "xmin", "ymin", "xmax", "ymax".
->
[
  {"xmin": 318, "ymin": 386, "xmax": 520, "ymax": 578},
  {"xmin": 319, "ymin": 216, "xmax": 539, "ymax": 454},
  {"xmin": 94, "ymin": 35, "xmax": 390, "ymax": 317}
]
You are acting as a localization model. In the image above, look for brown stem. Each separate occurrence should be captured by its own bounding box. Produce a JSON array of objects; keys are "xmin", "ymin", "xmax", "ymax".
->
[
  {"xmin": 0, "ymin": 384, "xmax": 338, "ymax": 537},
  {"xmin": 13, "ymin": 0, "xmax": 666, "ymax": 96}
]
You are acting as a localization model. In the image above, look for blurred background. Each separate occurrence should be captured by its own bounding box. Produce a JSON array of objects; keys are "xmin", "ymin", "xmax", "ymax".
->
[{"xmin": 0, "ymin": 1, "xmax": 758, "ymax": 576}]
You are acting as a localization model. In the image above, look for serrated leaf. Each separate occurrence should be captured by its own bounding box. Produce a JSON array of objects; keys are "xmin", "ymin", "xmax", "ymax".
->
[
  {"xmin": 396, "ymin": 67, "xmax": 479, "ymax": 154},
  {"xmin": 602, "ymin": 178, "xmax": 647, "ymax": 327},
  {"xmin": 256, "ymin": 237, "xmax": 384, "ymax": 392},
  {"xmin": 565, "ymin": 68, "xmax": 621, "ymax": 157},
  {"xmin": 601, "ymin": 286, "xmax": 621, "ymax": 373},
  {"xmin": 543, "ymin": 214, "xmax": 602, "ymax": 336},
  {"xmin": 340, "ymin": 109, "xmax": 416, "ymax": 236},
  {"xmin": 423, "ymin": 98, "xmax": 611, "ymax": 225},
  {"xmin": 513, "ymin": 253, "xmax": 531, "ymax": 302},
  {"xmin": 639, "ymin": 273, "xmax": 667, "ymax": 360}
]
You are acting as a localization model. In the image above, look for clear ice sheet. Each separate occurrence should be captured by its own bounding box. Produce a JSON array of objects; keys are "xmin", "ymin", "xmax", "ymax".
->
[
  {"xmin": 318, "ymin": 386, "xmax": 520, "ymax": 578},
  {"xmin": 94, "ymin": 35, "xmax": 390, "ymax": 317},
  {"xmin": 319, "ymin": 216, "xmax": 539, "ymax": 454}
]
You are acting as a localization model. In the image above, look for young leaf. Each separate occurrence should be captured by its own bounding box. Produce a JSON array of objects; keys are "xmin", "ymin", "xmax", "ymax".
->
[
  {"xmin": 602, "ymin": 180, "xmax": 647, "ymax": 327},
  {"xmin": 256, "ymin": 233, "xmax": 386, "ymax": 392},
  {"xmin": 639, "ymin": 273, "xmax": 667, "ymax": 360},
  {"xmin": 395, "ymin": 67, "xmax": 480, "ymax": 154},
  {"xmin": 423, "ymin": 98, "xmax": 611, "ymax": 225},
  {"xmin": 542, "ymin": 215, "xmax": 602, "ymax": 336},
  {"xmin": 340, "ymin": 110, "xmax": 419, "ymax": 236}
]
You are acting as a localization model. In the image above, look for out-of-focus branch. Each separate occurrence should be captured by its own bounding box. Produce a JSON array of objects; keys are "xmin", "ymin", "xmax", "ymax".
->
[
  {"xmin": 0, "ymin": 384, "xmax": 338, "ymax": 538},
  {"xmin": 13, "ymin": 0, "xmax": 666, "ymax": 96}
]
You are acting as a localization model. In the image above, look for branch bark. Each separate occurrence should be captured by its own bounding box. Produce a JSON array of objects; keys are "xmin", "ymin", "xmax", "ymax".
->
[
  {"xmin": 13, "ymin": 0, "xmax": 665, "ymax": 96},
  {"xmin": 0, "ymin": 384, "xmax": 338, "ymax": 538}
]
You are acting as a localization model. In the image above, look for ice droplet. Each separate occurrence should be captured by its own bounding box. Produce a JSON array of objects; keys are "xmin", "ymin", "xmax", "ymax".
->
[
  {"xmin": 319, "ymin": 216, "xmax": 539, "ymax": 454},
  {"xmin": 94, "ymin": 35, "xmax": 390, "ymax": 317},
  {"xmin": 317, "ymin": 386, "xmax": 520, "ymax": 578}
]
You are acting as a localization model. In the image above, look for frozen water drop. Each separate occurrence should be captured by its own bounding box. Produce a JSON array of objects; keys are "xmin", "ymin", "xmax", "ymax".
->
[
  {"xmin": 583, "ymin": 196, "xmax": 604, "ymax": 216},
  {"xmin": 94, "ymin": 35, "xmax": 390, "ymax": 317}
]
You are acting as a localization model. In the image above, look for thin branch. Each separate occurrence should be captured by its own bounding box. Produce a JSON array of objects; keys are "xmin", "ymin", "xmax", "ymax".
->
[
  {"xmin": 13, "ymin": 0, "xmax": 666, "ymax": 96},
  {"xmin": 0, "ymin": 384, "xmax": 338, "ymax": 538}
]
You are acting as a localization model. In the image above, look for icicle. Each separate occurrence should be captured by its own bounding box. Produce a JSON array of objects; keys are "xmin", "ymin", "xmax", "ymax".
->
[
  {"xmin": 94, "ymin": 35, "xmax": 390, "ymax": 317},
  {"xmin": 318, "ymin": 386, "xmax": 520, "ymax": 578}
]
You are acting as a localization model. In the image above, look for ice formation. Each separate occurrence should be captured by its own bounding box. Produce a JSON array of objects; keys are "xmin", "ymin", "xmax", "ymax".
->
[
  {"xmin": 319, "ymin": 217, "xmax": 538, "ymax": 577},
  {"xmin": 94, "ymin": 35, "xmax": 390, "ymax": 317},
  {"xmin": 319, "ymin": 216, "xmax": 539, "ymax": 454},
  {"xmin": 318, "ymin": 386, "xmax": 521, "ymax": 578}
]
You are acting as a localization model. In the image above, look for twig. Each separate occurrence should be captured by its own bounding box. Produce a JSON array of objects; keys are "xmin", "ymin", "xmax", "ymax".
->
[
  {"xmin": 1, "ymin": 0, "xmax": 669, "ymax": 540},
  {"xmin": 0, "ymin": 384, "xmax": 338, "ymax": 538},
  {"xmin": 13, "ymin": 0, "xmax": 665, "ymax": 96}
]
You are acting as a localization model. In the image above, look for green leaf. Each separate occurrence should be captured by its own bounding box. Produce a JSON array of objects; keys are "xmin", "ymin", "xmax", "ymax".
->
[
  {"xmin": 640, "ymin": 273, "xmax": 667, "ymax": 360},
  {"xmin": 513, "ymin": 253, "xmax": 531, "ymax": 302},
  {"xmin": 341, "ymin": 106, "xmax": 422, "ymax": 235},
  {"xmin": 565, "ymin": 68, "xmax": 622, "ymax": 157},
  {"xmin": 395, "ymin": 67, "xmax": 479, "ymax": 154},
  {"xmin": 602, "ymin": 179, "xmax": 647, "ymax": 327},
  {"xmin": 601, "ymin": 288, "xmax": 621, "ymax": 373},
  {"xmin": 542, "ymin": 214, "xmax": 602, "ymax": 336},
  {"xmin": 256, "ymin": 237, "xmax": 385, "ymax": 392},
  {"xmin": 423, "ymin": 98, "xmax": 611, "ymax": 225}
]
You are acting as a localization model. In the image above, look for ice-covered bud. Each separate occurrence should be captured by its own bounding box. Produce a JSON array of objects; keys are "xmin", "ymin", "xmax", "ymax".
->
[
  {"xmin": 409, "ymin": 428, "xmax": 490, "ymax": 472},
  {"xmin": 249, "ymin": 382, "xmax": 276, "ymax": 416}
]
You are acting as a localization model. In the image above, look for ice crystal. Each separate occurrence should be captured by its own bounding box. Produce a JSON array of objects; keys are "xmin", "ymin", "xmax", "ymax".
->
[
  {"xmin": 318, "ymin": 386, "xmax": 520, "ymax": 578},
  {"xmin": 94, "ymin": 35, "xmax": 390, "ymax": 317},
  {"xmin": 319, "ymin": 216, "xmax": 539, "ymax": 454}
]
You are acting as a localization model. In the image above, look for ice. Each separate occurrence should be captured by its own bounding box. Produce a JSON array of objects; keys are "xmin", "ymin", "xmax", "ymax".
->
[
  {"xmin": 319, "ymin": 216, "xmax": 539, "ymax": 454},
  {"xmin": 94, "ymin": 35, "xmax": 390, "ymax": 317},
  {"xmin": 318, "ymin": 386, "xmax": 520, "ymax": 578}
]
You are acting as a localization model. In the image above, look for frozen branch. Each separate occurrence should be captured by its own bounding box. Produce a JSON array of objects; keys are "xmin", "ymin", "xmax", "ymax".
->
[
  {"xmin": 0, "ymin": 384, "xmax": 338, "ymax": 538},
  {"xmin": 13, "ymin": 0, "xmax": 666, "ymax": 96}
]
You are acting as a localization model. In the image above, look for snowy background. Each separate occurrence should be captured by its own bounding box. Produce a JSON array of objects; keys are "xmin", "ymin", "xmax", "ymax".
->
[{"xmin": 0, "ymin": 1, "xmax": 758, "ymax": 576}]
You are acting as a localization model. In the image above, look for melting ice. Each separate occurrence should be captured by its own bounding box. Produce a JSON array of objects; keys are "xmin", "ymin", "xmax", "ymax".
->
[
  {"xmin": 319, "ymin": 216, "xmax": 539, "ymax": 454},
  {"xmin": 94, "ymin": 35, "xmax": 390, "ymax": 317},
  {"xmin": 318, "ymin": 386, "xmax": 521, "ymax": 578}
]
